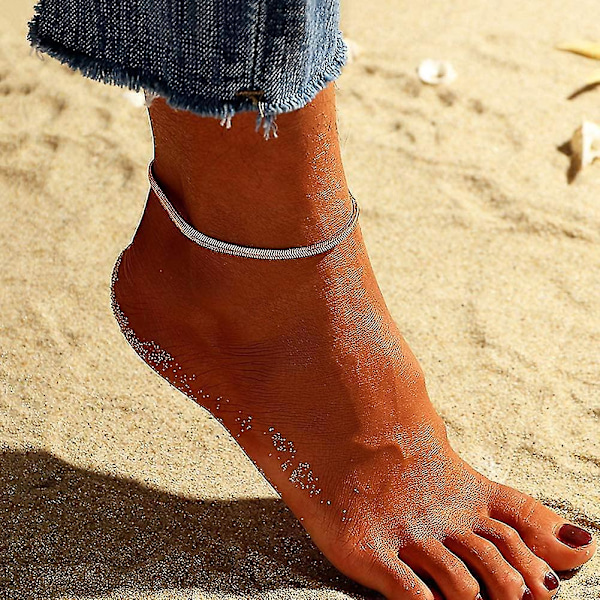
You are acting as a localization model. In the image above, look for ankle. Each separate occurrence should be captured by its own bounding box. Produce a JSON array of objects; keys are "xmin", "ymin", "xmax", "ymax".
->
[{"xmin": 148, "ymin": 84, "xmax": 353, "ymax": 248}]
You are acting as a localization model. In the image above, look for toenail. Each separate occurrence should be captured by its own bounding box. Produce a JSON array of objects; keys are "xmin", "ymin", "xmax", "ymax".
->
[
  {"xmin": 556, "ymin": 523, "xmax": 593, "ymax": 548},
  {"xmin": 544, "ymin": 572, "xmax": 560, "ymax": 591},
  {"xmin": 521, "ymin": 588, "xmax": 533, "ymax": 600}
]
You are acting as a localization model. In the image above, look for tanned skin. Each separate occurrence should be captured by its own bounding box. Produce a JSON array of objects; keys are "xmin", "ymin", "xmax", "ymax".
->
[{"xmin": 111, "ymin": 84, "xmax": 595, "ymax": 600}]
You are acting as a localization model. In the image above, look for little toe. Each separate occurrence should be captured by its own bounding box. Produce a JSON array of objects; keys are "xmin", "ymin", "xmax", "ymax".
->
[
  {"xmin": 445, "ymin": 532, "xmax": 528, "ymax": 600},
  {"xmin": 402, "ymin": 540, "xmax": 481, "ymax": 600},
  {"xmin": 362, "ymin": 546, "xmax": 435, "ymax": 600},
  {"xmin": 474, "ymin": 518, "xmax": 560, "ymax": 597},
  {"xmin": 490, "ymin": 485, "xmax": 597, "ymax": 571}
]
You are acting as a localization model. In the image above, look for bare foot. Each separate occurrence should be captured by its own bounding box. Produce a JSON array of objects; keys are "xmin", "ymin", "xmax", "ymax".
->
[{"xmin": 111, "ymin": 89, "xmax": 595, "ymax": 600}]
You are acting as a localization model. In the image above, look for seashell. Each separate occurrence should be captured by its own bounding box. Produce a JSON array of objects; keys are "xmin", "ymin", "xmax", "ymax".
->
[
  {"xmin": 585, "ymin": 69, "xmax": 600, "ymax": 85},
  {"xmin": 570, "ymin": 121, "xmax": 600, "ymax": 176},
  {"xmin": 556, "ymin": 40, "xmax": 600, "ymax": 60},
  {"xmin": 417, "ymin": 59, "xmax": 457, "ymax": 85},
  {"xmin": 344, "ymin": 37, "xmax": 362, "ymax": 64},
  {"xmin": 122, "ymin": 90, "xmax": 146, "ymax": 107}
]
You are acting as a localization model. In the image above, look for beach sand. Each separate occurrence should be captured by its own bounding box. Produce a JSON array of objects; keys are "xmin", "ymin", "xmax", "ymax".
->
[{"xmin": 1, "ymin": 0, "xmax": 599, "ymax": 598}]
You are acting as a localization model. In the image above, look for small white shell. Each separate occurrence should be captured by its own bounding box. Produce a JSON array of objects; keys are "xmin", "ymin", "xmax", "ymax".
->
[
  {"xmin": 344, "ymin": 37, "xmax": 362, "ymax": 64},
  {"xmin": 417, "ymin": 59, "xmax": 457, "ymax": 85},
  {"xmin": 122, "ymin": 90, "xmax": 147, "ymax": 107},
  {"xmin": 570, "ymin": 121, "xmax": 600, "ymax": 173}
]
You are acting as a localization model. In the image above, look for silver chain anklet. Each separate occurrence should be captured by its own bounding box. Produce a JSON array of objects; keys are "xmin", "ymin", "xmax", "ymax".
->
[{"xmin": 148, "ymin": 160, "xmax": 360, "ymax": 260}]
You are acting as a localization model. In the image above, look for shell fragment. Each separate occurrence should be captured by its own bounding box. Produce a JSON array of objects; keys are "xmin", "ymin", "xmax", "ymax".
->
[
  {"xmin": 556, "ymin": 40, "xmax": 600, "ymax": 60},
  {"xmin": 570, "ymin": 121, "xmax": 600, "ymax": 176},
  {"xmin": 417, "ymin": 59, "xmax": 457, "ymax": 85}
]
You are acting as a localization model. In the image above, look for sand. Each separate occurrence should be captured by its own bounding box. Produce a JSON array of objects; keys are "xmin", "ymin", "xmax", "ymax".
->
[{"xmin": 1, "ymin": 0, "xmax": 599, "ymax": 598}]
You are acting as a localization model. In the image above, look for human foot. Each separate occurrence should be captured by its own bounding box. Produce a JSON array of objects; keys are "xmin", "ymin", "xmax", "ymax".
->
[
  {"xmin": 112, "ymin": 88, "xmax": 595, "ymax": 599},
  {"xmin": 111, "ymin": 193, "xmax": 594, "ymax": 600}
]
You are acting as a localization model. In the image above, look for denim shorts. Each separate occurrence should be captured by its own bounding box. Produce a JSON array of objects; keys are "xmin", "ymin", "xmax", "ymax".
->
[{"xmin": 27, "ymin": 0, "xmax": 347, "ymax": 136}]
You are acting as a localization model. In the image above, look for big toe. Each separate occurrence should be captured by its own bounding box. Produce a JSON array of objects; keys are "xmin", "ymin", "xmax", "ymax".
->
[{"xmin": 490, "ymin": 484, "xmax": 596, "ymax": 571}]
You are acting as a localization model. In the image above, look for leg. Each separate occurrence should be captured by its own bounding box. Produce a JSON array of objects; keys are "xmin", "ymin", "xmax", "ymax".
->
[{"xmin": 111, "ymin": 84, "xmax": 595, "ymax": 600}]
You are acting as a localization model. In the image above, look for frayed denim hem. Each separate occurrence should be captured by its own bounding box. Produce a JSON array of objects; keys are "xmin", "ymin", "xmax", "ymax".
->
[{"xmin": 27, "ymin": 20, "xmax": 346, "ymax": 140}]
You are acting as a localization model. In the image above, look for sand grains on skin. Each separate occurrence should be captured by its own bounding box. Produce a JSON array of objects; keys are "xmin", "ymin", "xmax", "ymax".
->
[{"xmin": 1, "ymin": 0, "xmax": 600, "ymax": 597}]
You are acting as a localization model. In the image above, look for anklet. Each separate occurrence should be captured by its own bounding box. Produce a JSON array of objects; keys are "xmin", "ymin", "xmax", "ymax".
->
[{"xmin": 148, "ymin": 160, "xmax": 360, "ymax": 260}]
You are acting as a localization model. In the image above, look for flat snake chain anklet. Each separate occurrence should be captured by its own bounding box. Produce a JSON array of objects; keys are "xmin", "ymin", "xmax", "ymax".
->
[{"xmin": 148, "ymin": 160, "xmax": 360, "ymax": 260}]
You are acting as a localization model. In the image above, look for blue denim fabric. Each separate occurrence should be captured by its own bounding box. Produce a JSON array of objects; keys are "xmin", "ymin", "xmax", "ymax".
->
[{"xmin": 28, "ymin": 0, "xmax": 347, "ymax": 135}]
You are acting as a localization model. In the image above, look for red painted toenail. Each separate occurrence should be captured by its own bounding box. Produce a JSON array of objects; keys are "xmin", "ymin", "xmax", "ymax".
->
[
  {"xmin": 522, "ymin": 588, "xmax": 533, "ymax": 600},
  {"xmin": 557, "ymin": 524, "xmax": 593, "ymax": 548},
  {"xmin": 544, "ymin": 572, "xmax": 560, "ymax": 591}
]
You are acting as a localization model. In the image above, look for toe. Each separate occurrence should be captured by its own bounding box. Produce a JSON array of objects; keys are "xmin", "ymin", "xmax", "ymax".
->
[
  {"xmin": 445, "ymin": 532, "xmax": 527, "ymax": 600},
  {"xmin": 490, "ymin": 485, "xmax": 597, "ymax": 571},
  {"xmin": 402, "ymin": 540, "xmax": 481, "ymax": 600},
  {"xmin": 359, "ymin": 545, "xmax": 435, "ymax": 600},
  {"xmin": 380, "ymin": 559, "xmax": 435, "ymax": 600},
  {"xmin": 474, "ymin": 518, "xmax": 560, "ymax": 597}
]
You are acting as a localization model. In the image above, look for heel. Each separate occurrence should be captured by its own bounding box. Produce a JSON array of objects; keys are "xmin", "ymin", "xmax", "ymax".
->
[{"xmin": 109, "ymin": 245, "xmax": 200, "ymax": 401}]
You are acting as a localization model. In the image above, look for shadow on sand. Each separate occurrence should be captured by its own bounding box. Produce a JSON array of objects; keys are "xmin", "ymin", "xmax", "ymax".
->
[{"xmin": 1, "ymin": 449, "xmax": 378, "ymax": 599}]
